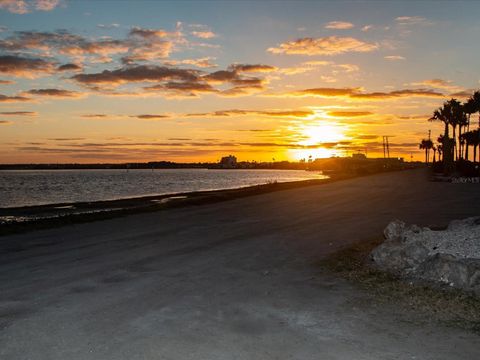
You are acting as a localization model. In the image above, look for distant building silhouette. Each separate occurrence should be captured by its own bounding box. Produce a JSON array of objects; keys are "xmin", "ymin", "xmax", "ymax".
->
[
  {"xmin": 352, "ymin": 153, "xmax": 367, "ymax": 160},
  {"xmin": 220, "ymin": 155, "xmax": 237, "ymax": 168}
]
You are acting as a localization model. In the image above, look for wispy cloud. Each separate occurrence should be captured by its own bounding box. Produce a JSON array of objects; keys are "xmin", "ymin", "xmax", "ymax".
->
[
  {"xmin": 0, "ymin": 0, "xmax": 60, "ymax": 14},
  {"xmin": 186, "ymin": 108, "xmax": 314, "ymax": 118},
  {"xmin": 410, "ymin": 78, "xmax": 459, "ymax": 91},
  {"xmin": 191, "ymin": 30, "xmax": 217, "ymax": 39},
  {"xmin": 274, "ymin": 87, "xmax": 445, "ymax": 100},
  {"xmin": 164, "ymin": 57, "xmax": 217, "ymax": 68},
  {"xmin": 97, "ymin": 23, "xmax": 120, "ymax": 29},
  {"xmin": 384, "ymin": 55, "xmax": 405, "ymax": 61},
  {"xmin": 131, "ymin": 114, "xmax": 170, "ymax": 120},
  {"xmin": 325, "ymin": 21, "xmax": 354, "ymax": 30},
  {"xmin": 0, "ymin": 93, "xmax": 31, "ymax": 102},
  {"xmin": 267, "ymin": 36, "xmax": 378, "ymax": 56},
  {"xmin": 327, "ymin": 111, "xmax": 373, "ymax": 117},
  {"xmin": 0, "ymin": 111, "xmax": 37, "ymax": 116},
  {"xmin": 24, "ymin": 88, "xmax": 85, "ymax": 98},
  {"xmin": 395, "ymin": 16, "xmax": 433, "ymax": 26}
]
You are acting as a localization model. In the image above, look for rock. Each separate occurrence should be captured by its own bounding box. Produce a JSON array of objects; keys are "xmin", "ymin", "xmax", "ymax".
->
[{"xmin": 370, "ymin": 217, "xmax": 480, "ymax": 296}]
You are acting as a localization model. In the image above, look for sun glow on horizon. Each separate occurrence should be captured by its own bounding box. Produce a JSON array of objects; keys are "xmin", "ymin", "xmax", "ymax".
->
[{"xmin": 289, "ymin": 121, "xmax": 349, "ymax": 160}]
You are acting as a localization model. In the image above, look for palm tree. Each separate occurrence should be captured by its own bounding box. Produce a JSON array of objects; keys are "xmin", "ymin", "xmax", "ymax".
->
[
  {"xmin": 447, "ymin": 98, "xmax": 463, "ymax": 160},
  {"xmin": 463, "ymin": 98, "xmax": 475, "ymax": 133},
  {"xmin": 419, "ymin": 139, "xmax": 433, "ymax": 164},
  {"xmin": 430, "ymin": 102, "xmax": 454, "ymax": 172},
  {"xmin": 437, "ymin": 144, "xmax": 443, "ymax": 163},
  {"xmin": 473, "ymin": 129, "xmax": 480, "ymax": 164},
  {"xmin": 472, "ymin": 91, "xmax": 480, "ymax": 128},
  {"xmin": 463, "ymin": 129, "xmax": 480, "ymax": 163},
  {"xmin": 456, "ymin": 105, "xmax": 468, "ymax": 160},
  {"xmin": 460, "ymin": 132, "xmax": 471, "ymax": 161}
]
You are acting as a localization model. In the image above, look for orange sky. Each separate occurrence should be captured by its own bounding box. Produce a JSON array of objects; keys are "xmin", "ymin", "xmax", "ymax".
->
[{"xmin": 0, "ymin": 1, "xmax": 479, "ymax": 163}]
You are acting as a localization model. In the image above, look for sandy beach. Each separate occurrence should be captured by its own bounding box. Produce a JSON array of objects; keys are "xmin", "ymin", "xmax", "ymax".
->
[{"xmin": 1, "ymin": 168, "xmax": 480, "ymax": 359}]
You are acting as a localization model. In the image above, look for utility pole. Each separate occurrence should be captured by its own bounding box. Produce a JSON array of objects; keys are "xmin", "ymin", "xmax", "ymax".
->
[
  {"xmin": 386, "ymin": 136, "xmax": 390, "ymax": 158},
  {"xmin": 383, "ymin": 136, "xmax": 390, "ymax": 159},
  {"xmin": 382, "ymin": 136, "xmax": 386, "ymax": 159}
]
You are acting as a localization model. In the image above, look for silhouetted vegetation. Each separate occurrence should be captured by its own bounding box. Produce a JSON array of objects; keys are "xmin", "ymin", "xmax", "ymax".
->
[{"xmin": 428, "ymin": 90, "xmax": 480, "ymax": 175}]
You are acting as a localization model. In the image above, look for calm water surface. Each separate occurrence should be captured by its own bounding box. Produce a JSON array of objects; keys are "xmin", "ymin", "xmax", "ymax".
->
[{"xmin": 0, "ymin": 169, "xmax": 326, "ymax": 208}]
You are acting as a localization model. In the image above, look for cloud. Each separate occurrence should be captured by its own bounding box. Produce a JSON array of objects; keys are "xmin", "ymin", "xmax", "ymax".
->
[
  {"xmin": 191, "ymin": 31, "xmax": 216, "ymax": 39},
  {"xmin": 361, "ymin": 25, "xmax": 373, "ymax": 32},
  {"xmin": 449, "ymin": 90, "xmax": 473, "ymax": 98},
  {"xmin": 0, "ymin": 79, "xmax": 14, "ymax": 84},
  {"xmin": 97, "ymin": 23, "xmax": 120, "ymax": 29},
  {"xmin": 325, "ymin": 21, "xmax": 354, "ymax": 30},
  {"xmin": 131, "ymin": 114, "xmax": 170, "ymax": 119},
  {"xmin": 277, "ymin": 60, "xmax": 334, "ymax": 75},
  {"xmin": 219, "ymin": 85, "xmax": 265, "ymax": 97},
  {"xmin": 0, "ymin": 93, "xmax": 31, "ymax": 102},
  {"xmin": 69, "ymin": 62, "xmax": 270, "ymax": 97},
  {"xmin": 384, "ymin": 55, "xmax": 405, "ymax": 61},
  {"xmin": 164, "ymin": 57, "xmax": 217, "ymax": 68},
  {"xmin": 186, "ymin": 108, "xmax": 314, "ymax": 118},
  {"xmin": 0, "ymin": 30, "xmax": 131, "ymax": 64},
  {"xmin": 0, "ymin": 120, "xmax": 12, "ymax": 125},
  {"xmin": 335, "ymin": 63, "xmax": 359, "ymax": 72},
  {"xmin": 48, "ymin": 137, "xmax": 86, "ymax": 141},
  {"xmin": 0, "ymin": 111, "xmax": 37, "ymax": 116},
  {"xmin": 123, "ymin": 26, "xmax": 181, "ymax": 62},
  {"xmin": 80, "ymin": 114, "xmax": 112, "ymax": 118},
  {"xmin": 129, "ymin": 27, "xmax": 171, "ymax": 39},
  {"xmin": 57, "ymin": 63, "xmax": 82, "ymax": 72},
  {"xmin": 267, "ymin": 36, "xmax": 378, "ymax": 56},
  {"xmin": 71, "ymin": 65, "xmax": 199, "ymax": 86},
  {"xmin": 25, "ymin": 88, "xmax": 84, "ymax": 98},
  {"xmin": 288, "ymin": 87, "xmax": 360, "ymax": 97},
  {"xmin": 350, "ymin": 89, "xmax": 444, "ymax": 100},
  {"xmin": 395, "ymin": 16, "xmax": 431, "ymax": 26},
  {"xmin": 202, "ymin": 69, "xmax": 265, "ymax": 90},
  {"xmin": 278, "ymin": 87, "xmax": 444, "ymax": 100},
  {"xmin": 0, "ymin": 0, "xmax": 28, "ymax": 13},
  {"xmin": 228, "ymin": 64, "xmax": 277, "ymax": 73},
  {"xmin": 0, "ymin": 55, "xmax": 56, "ymax": 78},
  {"xmin": 143, "ymin": 81, "xmax": 217, "ymax": 96},
  {"xmin": 410, "ymin": 78, "xmax": 461, "ymax": 92},
  {"xmin": 327, "ymin": 111, "xmax": 373, "ymax": 117},
  {"xmin": 34, "ymin": 0, "xmax": 60, "ymax": 11},
  {"xmin": 0, "ymin": 0, "xmax": 59, "ymax": 13}
]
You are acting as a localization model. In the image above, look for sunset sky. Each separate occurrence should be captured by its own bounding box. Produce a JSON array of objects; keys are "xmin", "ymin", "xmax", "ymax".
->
[{"xmin": 0, "ymin": 0, "xmax": 479, "ymax": 163}]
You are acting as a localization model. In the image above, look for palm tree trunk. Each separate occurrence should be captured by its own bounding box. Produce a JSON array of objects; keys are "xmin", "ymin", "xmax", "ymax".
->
[
  {"xmin": 465, "ymin": 144, "xmax": 469, "ymax": 161},
  {"xmin": 475, "ymin": 145, "xmax": 478, "ymax": 163},
  {"xmin": 452, "ymin": 125, "xmax": 457, "ymax": 161},
  {"xmin": 425, "ymin": 148, "xmax": 428, "ymax": 164}
]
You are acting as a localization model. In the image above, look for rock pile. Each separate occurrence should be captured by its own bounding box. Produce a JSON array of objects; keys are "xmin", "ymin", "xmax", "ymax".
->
[{"xmin": 370, "ymin": 217, "xmax": 480, "ymax": 296}]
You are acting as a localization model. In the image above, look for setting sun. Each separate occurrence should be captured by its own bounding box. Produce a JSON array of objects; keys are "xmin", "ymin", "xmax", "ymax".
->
[
  {"xmin": 289, "ymin": 122, "xmax": 348, "ymax": 160},
  {"xmin": 299, "ymin": 122, "xmax": 347, "ymax": 145}
]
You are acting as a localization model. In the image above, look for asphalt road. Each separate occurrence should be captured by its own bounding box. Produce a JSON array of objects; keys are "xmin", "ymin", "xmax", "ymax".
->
[{"xmin": 1, "ymin": 169, "xmax": 479, "ymax": 359}]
